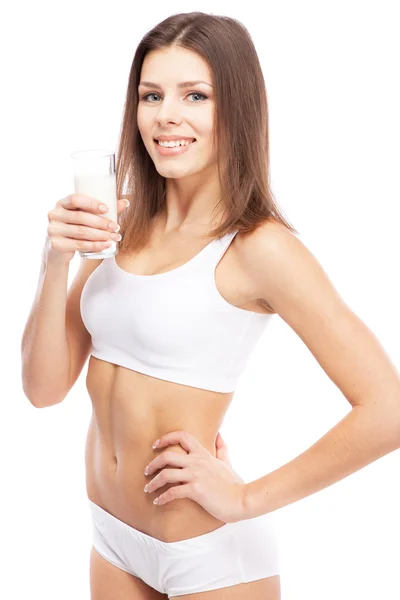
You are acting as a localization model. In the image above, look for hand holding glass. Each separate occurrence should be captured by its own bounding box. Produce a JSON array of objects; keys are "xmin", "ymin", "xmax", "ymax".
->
[
  {"xmin": 45, "ymin": 150, "xmax": 125, "ymax": 265},
  {"xmin": 70, "ymin": 149, "xmax": 119, "ymax": 259}
]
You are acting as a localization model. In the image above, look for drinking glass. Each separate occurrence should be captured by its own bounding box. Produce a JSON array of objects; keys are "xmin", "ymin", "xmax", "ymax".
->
[{"xmin": 70, "ymin": 149, "xmax": 118, "ymax": 259}]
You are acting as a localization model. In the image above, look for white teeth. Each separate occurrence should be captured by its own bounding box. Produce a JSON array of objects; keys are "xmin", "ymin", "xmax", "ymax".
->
[{"xmin": 157, "ymin": 139, "xmax": 194, "ymax": 148}]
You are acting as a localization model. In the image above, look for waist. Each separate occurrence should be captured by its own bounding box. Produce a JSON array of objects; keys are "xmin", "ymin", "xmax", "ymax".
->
[{"xmin": 84, "ymin": 357, "xmax": 233, "ymax": 541}]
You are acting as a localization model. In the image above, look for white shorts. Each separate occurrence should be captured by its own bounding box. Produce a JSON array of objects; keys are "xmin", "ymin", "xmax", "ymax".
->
[{"xmin": 89, "ymin": 499, "xmax": 281, "ymax": 598}]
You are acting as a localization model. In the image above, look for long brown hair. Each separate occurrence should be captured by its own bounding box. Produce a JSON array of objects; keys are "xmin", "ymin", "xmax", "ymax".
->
[{"xmin": 116, "ymin": 11, "xmax": 298, "ymax": 253}]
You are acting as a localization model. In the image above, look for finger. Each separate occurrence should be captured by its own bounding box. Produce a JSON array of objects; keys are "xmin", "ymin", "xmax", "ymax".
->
[
  {"xmin": 57, "ymin": 194, "xmax": 128, "ymax": 222},
  {"xmin": 117, "ymin": 198, "xmax": 130, "ymax": 215},
  {"xmin": 215, "ymin": 435, "xmax": 231, "ymax": 464},
  {"xmin": 215, "ymin": 446, "xmax": 230, "ymax": 464},
  {"xmin": 155, "ymin": 483, "xmax": 193, "ymax": 506},
  {"xmin": 59, "ymin": 194, "xmax": 108, "ymax": 214},
  {"xmin": 156, "ymin": 431, "xmax": 204, "ymax": 455},
  {"xmin": 146, "ymin": 468, "xmax": 191, "ymax": 494},
  {"xmin": 48, "ymin": 235, "xmax": 113, "ymax": 255},
  {"xmin": 50, "ymin": 203, "xmax": 120, "ymax": 234},
  {"xmin": 49, "ymin": 216, "xmax": 120, "ymax": 243},
  {"xmin": 146, "ymin": 450, "xmax": 188, "ymax": 476}
]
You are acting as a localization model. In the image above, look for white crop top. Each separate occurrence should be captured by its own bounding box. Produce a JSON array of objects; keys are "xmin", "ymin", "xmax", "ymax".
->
[{"xmin": 80, "ymin": 229, "xmax": 273, "ymax": 393}]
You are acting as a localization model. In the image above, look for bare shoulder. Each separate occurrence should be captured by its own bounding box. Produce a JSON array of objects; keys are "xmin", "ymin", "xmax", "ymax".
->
[
  {"xmin": 236, "ymin": 216, "xmax": 295, "ymax": 263},
  {"xmin": 237, "ymin": 217, "xmax": 332, "ymax": 321},
  {"xmin": 234, "ymin": 218, "xmax": 296, "ymax": 313}
]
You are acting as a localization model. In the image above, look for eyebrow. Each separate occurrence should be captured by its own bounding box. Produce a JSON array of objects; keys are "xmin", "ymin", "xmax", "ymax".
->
[{"xmin": 138, "ymin": 80, "xmax": 214, "ymax": 89}]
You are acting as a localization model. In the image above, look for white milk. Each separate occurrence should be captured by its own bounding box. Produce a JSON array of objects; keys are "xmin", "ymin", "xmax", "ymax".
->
[{"xmin": 74, "ymin": 172, "xmax": 118, "ymax": 223}]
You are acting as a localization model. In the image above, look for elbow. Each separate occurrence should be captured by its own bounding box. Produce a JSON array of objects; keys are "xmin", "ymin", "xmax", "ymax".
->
[
  {"xmin": 22, "ymin": 382, "xmax": 65, "ymax": 409},
  {"xmin": 23, "ymin": 390, "xmax": 46, "ymax": 409},
  {"xmin": 29, "ymin": 395, "xmax": 65, "ymax": 409},
  {"xmin": 21, "ymin": 363, "xmax": 69, "ymax": 409}
]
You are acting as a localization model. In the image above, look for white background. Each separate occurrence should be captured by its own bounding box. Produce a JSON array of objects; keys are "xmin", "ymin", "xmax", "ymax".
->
[{"xmin": 2, "ymin": 1, "xmax": 399, "ymax": 599}]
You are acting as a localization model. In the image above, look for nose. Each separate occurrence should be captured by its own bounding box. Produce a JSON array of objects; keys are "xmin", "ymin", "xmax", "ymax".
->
[{"xmin": 156, "ymin": 99, "xmax": 183, "ymax": 127}]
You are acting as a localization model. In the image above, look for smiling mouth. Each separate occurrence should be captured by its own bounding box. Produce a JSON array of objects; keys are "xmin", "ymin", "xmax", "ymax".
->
[{"xmin": 154, "ymin": 139, "xmax": 196, "ymax": 146}]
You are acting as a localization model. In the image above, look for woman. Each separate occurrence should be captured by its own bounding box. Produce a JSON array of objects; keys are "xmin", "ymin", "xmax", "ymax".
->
[{"xmin": 21, "ymin": 11, "xmax": 400, "ymax": 600}]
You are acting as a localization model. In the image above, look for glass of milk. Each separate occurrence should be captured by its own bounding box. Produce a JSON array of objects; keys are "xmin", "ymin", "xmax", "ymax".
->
[{"xmin": 70, "ymin": 149, "xmax": 118, "ymax": 259}]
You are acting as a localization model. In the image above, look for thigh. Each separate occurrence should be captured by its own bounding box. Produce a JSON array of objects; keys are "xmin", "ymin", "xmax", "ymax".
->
[
  {"xmin": 90, "ymin": 546, "xmax": 168, "ymax": 600},
  {"xmin": 170, "ymin": 575, "xmax": 281, "ymax": 600}
]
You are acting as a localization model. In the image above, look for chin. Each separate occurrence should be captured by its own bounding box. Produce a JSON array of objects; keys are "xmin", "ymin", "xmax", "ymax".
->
[{"xmin": 156, "ymin": 166, "xmax": 198, "ymax": 178}]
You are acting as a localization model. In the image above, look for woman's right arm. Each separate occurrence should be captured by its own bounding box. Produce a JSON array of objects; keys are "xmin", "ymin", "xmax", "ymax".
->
[
  {"xmin": 21, "ymin": 238, "xmax": 99, "ymax": 408},
  {"xmin": 20, "ymin": 194, "xmax": 128, "ymax": 408}
]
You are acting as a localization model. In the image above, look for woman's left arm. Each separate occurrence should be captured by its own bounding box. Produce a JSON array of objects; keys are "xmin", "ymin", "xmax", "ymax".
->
[{"xmin": 241, "ymin": 222, "xmax": 400, "ymax": 519}]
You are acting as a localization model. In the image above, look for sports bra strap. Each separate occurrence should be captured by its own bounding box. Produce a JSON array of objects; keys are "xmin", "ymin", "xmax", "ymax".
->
[{"xmin": 209, "ymin": 229, "xmax": 239, "ymax": 268}]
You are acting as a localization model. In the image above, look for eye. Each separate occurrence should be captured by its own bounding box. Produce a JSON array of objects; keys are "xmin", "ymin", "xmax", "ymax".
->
[{"xmin": 140, "ymin": 92, "xmax": 209, "ymax": 103}]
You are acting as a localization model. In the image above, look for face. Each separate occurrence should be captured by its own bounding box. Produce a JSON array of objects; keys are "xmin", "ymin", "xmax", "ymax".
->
[{"xmin": 137, "ymin": 46, "xmax": 216, "ymax": 179}]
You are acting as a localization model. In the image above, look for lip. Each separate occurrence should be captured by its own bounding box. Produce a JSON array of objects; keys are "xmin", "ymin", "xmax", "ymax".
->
[
  {"xmin": 154, "ymin": 138, "xmax": 196, "ymax": 156},
  {"xmin": 154, "ymin": 135, "xmax": 196, "ymax": 141}
]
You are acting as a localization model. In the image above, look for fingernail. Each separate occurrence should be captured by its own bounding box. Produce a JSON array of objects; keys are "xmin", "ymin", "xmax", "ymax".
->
[
  {"xmin": 152, "ymin": 439, "xmax": 160, "ymax": 449},
  {"xmin": 124, "ymin": 200, "xmax": 130, "ymax": 208}
]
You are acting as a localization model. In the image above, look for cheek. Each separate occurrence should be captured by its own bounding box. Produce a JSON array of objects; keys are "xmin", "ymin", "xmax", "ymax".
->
[
  {"xmin": 196, "ymin": 110, "xmax": 214, "ymax": 134},
  {"xmin": 137, "ymin": 119, "xmax": 152, "ymax": 150},
  {"xmin": 137, "ymin": 108, "xmax": 151, "ymax": 134}
]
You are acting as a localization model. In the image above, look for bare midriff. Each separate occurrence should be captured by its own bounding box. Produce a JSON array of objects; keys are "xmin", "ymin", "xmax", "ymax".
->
[
  {"xmin": 85, "ymin": 360, "xmax": 235, "ymax": 543},
  {"xmin": 84, "ymin": 218, "xmax": 275, "ymax": 544}
]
